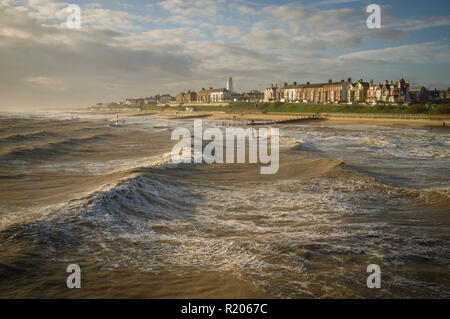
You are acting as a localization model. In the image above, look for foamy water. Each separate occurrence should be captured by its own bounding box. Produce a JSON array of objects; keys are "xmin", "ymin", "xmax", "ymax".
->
[{"xmin": 0, "ymin": 113, "xmax": 449, "ymax": 298}]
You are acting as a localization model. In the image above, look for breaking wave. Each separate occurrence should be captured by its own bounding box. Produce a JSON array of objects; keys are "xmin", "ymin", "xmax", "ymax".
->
[
  {"xmin": 0, "ymin": 131, "xmax": 60, "ymax": 143},
  {"xmin": 0, "ymin": 134, "xmax": 115, "ymax": 161}
]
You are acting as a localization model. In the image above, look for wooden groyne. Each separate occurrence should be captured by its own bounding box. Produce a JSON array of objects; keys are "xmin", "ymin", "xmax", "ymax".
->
[
  {"xmin": 169, "ymin": 114, "xmax": 212, "ymax": 120},
  {"xmin": 247, "ymin": 114, "xmax": 322, "ymax": 126}
]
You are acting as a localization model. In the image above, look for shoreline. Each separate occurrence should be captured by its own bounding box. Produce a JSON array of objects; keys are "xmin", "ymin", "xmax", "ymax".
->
[{"xmin": 76, "ymin": 108, "xmax": 450, "ymax": 131}]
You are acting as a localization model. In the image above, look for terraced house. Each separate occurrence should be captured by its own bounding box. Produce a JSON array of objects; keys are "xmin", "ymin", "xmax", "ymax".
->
[
  {"xmin": 265, "ymin": 78, "xmax": 352, "ymax": 104},
  {"xmin": 176, "ymin": 90, "xmax": 197, "ymax": 103},
  {"xmin": 210, "ymin": 88, "xmax": 232, "ymax": 102},
  {"xmin": 197, "ymin": 87, "xmax": 213, "ymax": 103},
  {"xmin": 348, "ymin": 79, "xmax": 370, "ymax": 104},
  {"xmin": 323, "ymin": 78, "xmax": 352, "ymax": 103},
  {"xmin": 366, "ymin": 79, "xmax": 409, "ymax": 104},
  {"xmin": 264, "ymin": 84, "xmax": 278, "ymax": 102}
]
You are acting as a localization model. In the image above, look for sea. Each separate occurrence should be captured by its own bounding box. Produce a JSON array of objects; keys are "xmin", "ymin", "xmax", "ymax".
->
[{"xmin": 0, "ymin": 111, "xmax": 448, "ymax": 298}]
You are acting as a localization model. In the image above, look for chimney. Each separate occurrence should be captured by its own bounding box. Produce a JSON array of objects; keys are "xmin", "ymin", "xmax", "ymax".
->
[
  {"xmin": 270, "ymin": 84, "xmax": 274, "ymax": 88},
  {"xmin": 340, "ymin": 79, "xmax": 344, "ymax": 83},
  {"xmin": 202, "ymin": 88, "xmax": 205, "ymax": 91},
  {"xmin": 328, "ymin": 79, "xmax": 332, "ymax": 84},
  {"xmin": 293, "ymin": 81, "xmax": 297, "ymax": 86},
  {"xmin": 306, "ymin": 81, "xmax": 310, "ymax": 85},
  {"xmin": 347, "ymin": 77, "xmax": 351, "ymax": 82},
  {"xmin": 210, "ymin": 87, "xmax": 213, "ymax": 90},
  {"xmin": 284, "ymin": 82, "xmax": 288, "ymax": 87},
  {"xmin": 370, "ymin": 80, "xmax": 373, "ymax": 86}
]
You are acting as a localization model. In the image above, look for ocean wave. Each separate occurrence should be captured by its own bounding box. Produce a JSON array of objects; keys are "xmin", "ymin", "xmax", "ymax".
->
[
  {"xmin": 0, "ymin": 134, "xmax": 115, "ymax": 161},
  {"xmin": 0, "ymin": 131, "xmax": 59, "ymax": 144},
  {"xmin": 413, "ymin": 187, "xmax": 450, "ymax": 205},
  {"xmin": 357, "ymin": 137, "xmax": 395, "ymax": 147},
  {"xmin": 1, "ymin": 155, "xmax": 449, "ymax": 298}
]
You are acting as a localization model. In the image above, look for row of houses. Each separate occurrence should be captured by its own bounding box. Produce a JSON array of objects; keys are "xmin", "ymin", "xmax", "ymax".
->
[
  {"xmin": 124, "ymin": 94, "xmax": 175, "ymax": 106},
  {"xmin": 408, "ymin": 87, "xmax": 450, "ymax": 104},
  {"xmin": 106, "ymin": 88, "xmax": 264, "ymax": 107},
  {"xmin": 264, "ymin": 78, "xmax": 450, "ymax": 105},
  {"xmin": 96, "ymin": 76, "xmax": 449, "ymax": 108},
  {"xmin": 265, "ymin": 78, "xmax": 410, "ymax": 104},
  {"xmin": 176, "ymin": 88, "xmax": 264, "ymax": 103}
]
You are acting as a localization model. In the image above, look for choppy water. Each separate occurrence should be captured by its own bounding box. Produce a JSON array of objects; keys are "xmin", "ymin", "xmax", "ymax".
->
[{"xmin": 0, "ymin": 112, "xmax": 449, "ymax": 298}]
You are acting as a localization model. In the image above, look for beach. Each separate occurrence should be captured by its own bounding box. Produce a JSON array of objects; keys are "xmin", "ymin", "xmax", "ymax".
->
[
  {"xmin": 80, "ymin": 107, "xmax": 450, "ymax": 131},
  {"xmin": 0, "ymin": 110, "xmax": 449, "ymax": 298}
]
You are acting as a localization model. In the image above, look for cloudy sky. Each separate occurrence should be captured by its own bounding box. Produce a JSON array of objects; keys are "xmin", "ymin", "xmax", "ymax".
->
[{"xmin": 1, "ymin": 0, "xmax": 449, "ymax": 110}]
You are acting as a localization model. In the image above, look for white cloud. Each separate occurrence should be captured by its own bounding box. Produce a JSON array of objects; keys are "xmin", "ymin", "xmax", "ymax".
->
[
  {"xmin": 338, "ymin": 42, "xmax": 450, "ymax": 64},
  {"xmin": 0, "ymin": 0, "xmax": 449, "ymax": 109},
  {"xmin": 158, "ymin": 0, "xmax": 222, "ymax": 17},
  {"xmin": 25, "ymin": 76, "xmax": 66, "ymax": 90}
]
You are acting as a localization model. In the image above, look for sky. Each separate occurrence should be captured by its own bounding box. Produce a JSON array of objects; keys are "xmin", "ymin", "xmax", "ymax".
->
[{"xmin": 0, "ymin": 0, "xmax": 449, "ymax": 110}]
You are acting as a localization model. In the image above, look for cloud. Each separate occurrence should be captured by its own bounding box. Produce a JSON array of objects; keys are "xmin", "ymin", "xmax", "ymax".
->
[
  {"xmin": 0, "ymin": 3, "xmax": 198, "ymax": 108},
  {"xmin": 213, "ymin": 25, "xmax": 243, "ymax": 39},
  {"xmin": 25, "ymin": 76, "xmax": 66, "ymax": 90},
  {"xmin": 158, "ymin": 0, "xmax": 222, "ymax": 17},
  {"xmin": 0, "ymin": 0, "xmax": 449, "ymax": 109},
  {"xmin": 338, "ymin": 42, "xmax": 450, "ymax": 64},
  {"xmin": 143, "ymin": 27, "xmax": 205, "ymax": 43}
]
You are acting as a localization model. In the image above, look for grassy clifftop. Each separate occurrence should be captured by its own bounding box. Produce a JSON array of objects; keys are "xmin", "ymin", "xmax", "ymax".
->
[
  {"xmin": 100, "ymin": 102, "xmax": 450, "ymax": 115},
  {"xmin": 230, "ymin": 102, "xmax": 450, "ymax": 115}
]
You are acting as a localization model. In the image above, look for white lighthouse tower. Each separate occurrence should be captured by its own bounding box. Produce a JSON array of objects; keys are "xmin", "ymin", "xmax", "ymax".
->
[{"xmin": 226, "ymin": 76, "xmax": 233, "ymax": 92}]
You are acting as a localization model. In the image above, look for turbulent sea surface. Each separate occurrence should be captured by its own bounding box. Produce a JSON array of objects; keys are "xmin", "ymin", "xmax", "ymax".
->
[{"xmin": 0, "ymin": 112, "xmax": 449, "ymax": 298}]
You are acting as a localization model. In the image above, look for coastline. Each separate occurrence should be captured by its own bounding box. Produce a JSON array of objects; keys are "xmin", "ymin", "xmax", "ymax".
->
[
  {"xmin": 1, "ymin": 111, "xmax": 449, "ymax": 298},
  {"xmin": 75, "ymin": 108, "xmax": 450, "ymax": 131}
]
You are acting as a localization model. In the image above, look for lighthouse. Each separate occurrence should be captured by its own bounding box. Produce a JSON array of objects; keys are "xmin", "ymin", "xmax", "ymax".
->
[{"xmin": 226, "ymin": 77, "xmax": 233, "ymax": 92}]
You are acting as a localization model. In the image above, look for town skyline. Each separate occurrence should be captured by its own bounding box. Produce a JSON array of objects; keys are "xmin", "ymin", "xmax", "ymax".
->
[
  {"xmin": 98, "ymin": 76, "xmax": 448, "ymax": 107},
  {"xmin": 1, "ymin": 0, "xmax": 449, "ymax": 110}
]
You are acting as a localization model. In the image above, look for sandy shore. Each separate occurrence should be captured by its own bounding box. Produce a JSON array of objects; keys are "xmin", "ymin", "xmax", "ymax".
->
[
  {"xmin": 77, "ymin": 108, "xmax": 450, "ymax": 131},
  {"xmin": 316, "ymin": 117, "xmax": 450, "ymax": 131}
]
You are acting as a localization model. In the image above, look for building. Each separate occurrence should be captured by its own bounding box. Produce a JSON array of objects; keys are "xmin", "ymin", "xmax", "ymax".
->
[
  {"xmin": 241, "ymin": 90, "xmax": 264, "ymax": 102},
  {"xmin": 175, "ymin": 90, "xmax": 197, "ymax": 103},
  {"xmin": 367, "ymin": 79, "xmax": 409, "ymax": 104},
  {"xmin": 227, "ymin": 77, "xmax": 233, "ymax": 92},
  {"xmin": 283, "ymin": 82, "xmax": 302, "ymax": 102},
  {"xmin": 185, "ymin": 90, "xmax": 197, "ymax": 103},
  {"xmin": 406, "ymin": 86, "xmax": 428, "ymax": 104},
  {"xmin": 145, "ymin": 96, "xmax": 158, "ymax": 105},
  {"xmin": 322, "ymin": 78, "xmax": 352, "ymax": 103},
  {"xmin": 439, "ymin": 88, "xmax": 450, "ymax": 102},
  {"xmin": 367, "ymin": 81, "xmax": 382, "ymax": 104},
  {"xmin": 176, "ymin": 92, "xmax": 185, "ymax": 103},
  {"xmin": 197, "ymin": 87, "xmax": 213, "ymax": 103},
  {"xmin": 264, "ymin": 78, "xmax": 351, "ymax": 103},
  {"xmin": 426, "ymin": 88, "xmax": 450, "ymax": 103},
  {"xmin": 301, "ymin": 82, "xmax": 326, "ymax": 103},
  {"xmin": 160, "ymin": 94, "xmax": 173, "ymax": 104},
  {"xmin": 125, "ymin": 98, "xmax": 137, "ymax": 105},
  {"xmin": 264, "ymin": 84, "xmax": 278, "ymax": 102},
  {"xmin": 347, "ymin": 79, "xmax": 369, "ymax": 103},
  {"xmin": 210, "ymin": 88, "xmax": 232, "ymax": 102}
]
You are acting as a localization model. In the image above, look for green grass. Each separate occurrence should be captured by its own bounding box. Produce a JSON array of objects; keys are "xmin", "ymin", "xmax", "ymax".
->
[
  {"xmin": 182, "ymin": 105, "xmax": 230, "ymax": 112},
  {"xmin": 100, "ymin": 102, "xmax": 450, "ymax": 115},
  {"xmin": 230, "ymin": 102, "xmax": 450, "ymax": 115}
]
